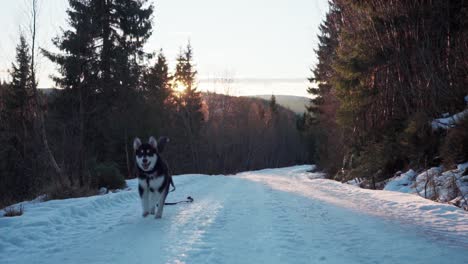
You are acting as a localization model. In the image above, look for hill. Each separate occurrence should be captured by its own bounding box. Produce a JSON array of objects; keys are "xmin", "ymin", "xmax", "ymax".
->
[{"xmin": 246, "ymin": 95, "xmax": 310, "ymax": 114}]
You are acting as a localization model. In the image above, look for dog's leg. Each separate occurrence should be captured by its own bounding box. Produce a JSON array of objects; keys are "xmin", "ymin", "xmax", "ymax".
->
[
  {"xmin": 149, "ymin": 189, "xmax": 157, "ymax": 215},
  {"xmin": 155, "ymin": 190, "xmax": 168, "ymax": 219},
  {"xmin": 139, "ymin": 183, "xmax": 150, "ymax": 217}
]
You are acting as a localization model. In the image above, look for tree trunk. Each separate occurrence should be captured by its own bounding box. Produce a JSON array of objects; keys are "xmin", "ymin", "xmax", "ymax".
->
[
  {"xmin": 30, "ymin": 0, "xmax": 64, "ymax": 185},
  {"xmin": 78, "ymin": 80, "xmax": 85, "ymax": 187}
]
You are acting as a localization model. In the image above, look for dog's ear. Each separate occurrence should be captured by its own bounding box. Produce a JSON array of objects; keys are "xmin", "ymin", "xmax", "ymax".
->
[
  {"xmin": 133, "ymin": 137, "xmax": 142, "ymax": 151},
  {"xmin": 148, "ymin": 136, "xmax": 158, "ymax": 150},
  {"xmin": 157, "ymin": 137, "xmax": 170, "ymax": 153}
]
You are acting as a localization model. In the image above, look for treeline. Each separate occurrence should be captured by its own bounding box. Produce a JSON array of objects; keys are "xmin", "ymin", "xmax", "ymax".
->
[
  {"xmin": 201, "ymin": 93, "xmax": 307, "ymax": 174},
  {"xmin": 0, "ymin": 0, "xmax": 307, "ymax": 207},
  {"xmin": 307, "ymin": 0, "xmax": 468, "ymax": 185}
]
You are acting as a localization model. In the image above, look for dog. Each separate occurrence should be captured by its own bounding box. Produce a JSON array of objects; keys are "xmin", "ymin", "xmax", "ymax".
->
[{"xmin": 133, "ymin": 136, "xmax": 172, "ymax": 218}]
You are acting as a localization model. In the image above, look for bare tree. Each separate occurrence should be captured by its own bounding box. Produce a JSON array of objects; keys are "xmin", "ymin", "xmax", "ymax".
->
[{"xmin": 28, "ymin": 0, "xmax": 64, "ymax": 184}]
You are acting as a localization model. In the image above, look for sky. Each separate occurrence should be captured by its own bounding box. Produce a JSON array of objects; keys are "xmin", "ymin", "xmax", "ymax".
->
[{"xmin": 0, "ymin": 0, "xmax": 329, "ymax": 98}]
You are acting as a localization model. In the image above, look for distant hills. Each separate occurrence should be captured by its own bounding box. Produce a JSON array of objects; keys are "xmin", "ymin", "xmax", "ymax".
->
[
  {"xmin": 246, "ymin": 95, "xmax": 310, "ymax": 114},
  {"xmin": 40, "ymin": 88, "xmax": 311, "ymax": 115}
]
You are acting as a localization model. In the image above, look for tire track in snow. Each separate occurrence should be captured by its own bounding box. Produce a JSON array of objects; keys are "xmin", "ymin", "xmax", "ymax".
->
[
  {"xmin": 181, "ymin": 177, "xmax": 340, "ymax": 264},
  {"xmin": 33, "ymin": 175, "xmax": 228, "ymax": 264},
  {"xmin": 1, "ymin": 167, "xmax": 467, "ymax": 264},
  {"xmin": 0, "ymin": 175, "xmax": 208, "ymax": 264}
]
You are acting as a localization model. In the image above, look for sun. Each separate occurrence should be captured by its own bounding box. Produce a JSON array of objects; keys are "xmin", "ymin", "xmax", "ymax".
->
[{"xmin": 173, "ymin": 81, "xmax": 186, "ymax": 94}]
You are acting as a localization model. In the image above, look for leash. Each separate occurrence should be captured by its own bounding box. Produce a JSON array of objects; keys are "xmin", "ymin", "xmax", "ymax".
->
[
  {"xmin": 165, "ymin": 196, "xmax": 194, "ymax": 205},
  {"xmin": 165, "ymin": 177, "xmax": 193, "ymax": 205}
]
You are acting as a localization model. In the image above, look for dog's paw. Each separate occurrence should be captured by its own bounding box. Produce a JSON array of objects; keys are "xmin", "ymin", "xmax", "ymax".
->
[
  {"xmin": 155, "ymin": 214, "xmax": 162, "ymax": 219},
  {"xmin": 142, "ymin": 212, "xmax": 150, "ymax": 217}
]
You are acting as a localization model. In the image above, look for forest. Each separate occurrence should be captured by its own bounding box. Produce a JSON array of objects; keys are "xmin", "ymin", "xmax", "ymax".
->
[
  {"xmin": 2, "ymin": 0, "xmax": 467, "ymax": 208},
  {"xmin": 0, "ymin": 0, "xmax": 307, "ymax": 207},
  {"xmin": 1, "ymin": 1, "xmax": 468, "ymax": 263},
  {"xmin": 307, "ymin": 0, "xmax": 468, "ymax": 187}
]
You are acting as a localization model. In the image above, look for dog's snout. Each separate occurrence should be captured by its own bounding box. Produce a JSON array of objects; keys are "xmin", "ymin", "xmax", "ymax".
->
[{"xmin": 143, "ymin": 158, "xmax": 148, "ymax": 163}]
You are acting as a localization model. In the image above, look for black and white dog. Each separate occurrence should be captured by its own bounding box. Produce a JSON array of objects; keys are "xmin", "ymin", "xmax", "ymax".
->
[{"xmin": 133, "ymin": 136, "xmax": 172, "ymax": 218}]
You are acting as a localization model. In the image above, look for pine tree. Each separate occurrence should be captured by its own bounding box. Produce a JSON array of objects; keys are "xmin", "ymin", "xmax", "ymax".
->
[
  {"xmin": 6, "ymin": 35, "xmax": 33, "ymax": 117},
  {"xmin": 143, "ymin": 50, "xmax": 172, "ymax": 105},
  {"xmin": 173, "ymin": 42, "xmax": 204, "ymax": 171},
  {"xmin": 269, "ymin": 94, "xmax": 278, "ymax": 115},
  {"xmin": 139, "ymin": 50, "xmax": 174, "ymax": 141},
  {"xmin": 307, "ymin": 1, "xmax": 341, "ymax": 123},
  {"xmin": 0, "ymin": 35, "xmax": 36, "ymax": 201},
  {"xmin": 174, "ymin": 42, "xmax": 203, "ymax": 125},
  {"xmin": 43, "ymin": 0, "xmax": 154, "ymax": 185},
  {"xmin": 305, "ymin": 2, "xmax": 344, "ymax": 173}
]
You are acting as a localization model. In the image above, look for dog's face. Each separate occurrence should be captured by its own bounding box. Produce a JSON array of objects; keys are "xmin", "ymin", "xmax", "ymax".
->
[{"xmin": 133, "ymin": 137, "xmax": 158, "ymax": 172}]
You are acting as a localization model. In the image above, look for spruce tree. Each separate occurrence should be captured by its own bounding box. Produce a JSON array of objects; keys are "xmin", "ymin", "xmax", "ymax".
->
[
  {"xmin": 173, "ymin": 42, "xmax": 204, "ymax": 171},
  {"xmin": 0, "ymin": 35, "xmax": 35, "ymax": 200},
  {"xmin": 174, "ymin": 42, "xmax": 203, "ymax": 127},
  {"xmin": 139, "ymin": 50, "xmax": 173, "ymax": 138},
  {"xmin": 306, "ymin": 2, "xmax": 344, "ymax": 173},
  {"xmin": 143, "ymin": 50, "xmax": 172, "ymax": 105},
  {"xmin": 7, "ymin": 35, "xmax": 32, "ymax": 113},
  {"xmin": 43, "ymin": 0, "xmax": 154, "ymax": 184}
]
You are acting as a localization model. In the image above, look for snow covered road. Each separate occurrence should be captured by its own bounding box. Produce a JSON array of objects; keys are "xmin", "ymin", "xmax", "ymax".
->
[{"xmin": 1, "ymin": 166, "xmax": 467, "ymax": 264}]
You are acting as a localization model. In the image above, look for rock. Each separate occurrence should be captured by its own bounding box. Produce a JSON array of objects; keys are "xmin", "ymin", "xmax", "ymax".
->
[
  {"xmin": 462, "ymin": 168, "xmax": 468, "ymax": 176},
  {"xmin": 448, "ymin": 196, "xmax": 462, "ymax": 207},
  {"xmin": 98, "ymin": 187, "xmax": 108, "ymax": 195}
]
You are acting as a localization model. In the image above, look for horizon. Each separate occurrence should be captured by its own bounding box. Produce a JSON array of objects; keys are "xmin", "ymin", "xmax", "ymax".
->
[{"xmin": 38, "ymin": 78, "xmax": 312, "ymax": 98}]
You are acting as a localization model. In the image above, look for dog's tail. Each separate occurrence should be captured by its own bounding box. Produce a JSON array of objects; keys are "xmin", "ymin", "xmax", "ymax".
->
[
  {"xmin": 169, "ymin": 177, "xmax": 176, "ymax": 192},
  {"xmin": 157, "ymin": 137, "xmax": 170, "ymax": 153}
]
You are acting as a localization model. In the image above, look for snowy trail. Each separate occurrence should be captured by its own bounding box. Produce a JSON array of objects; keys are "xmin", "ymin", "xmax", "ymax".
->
[{"xmin": 1, "ymin": 166, "xmax": 467, "ymax": 264}]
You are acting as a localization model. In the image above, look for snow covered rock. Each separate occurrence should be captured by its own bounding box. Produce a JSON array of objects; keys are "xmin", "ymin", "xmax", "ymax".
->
[
  {"xmin": 98, "ymin": 187, "xmax": 108, "ymax": 195},
  {"xmin": 431, "ymin": 109, "xmax": 468, "ymax": 130},
  {"xmin": 384, "ymin": 170, "xmax": 417, "ymax": 193},
  {"xmin": 384, "ymin": 163, "xmax": 468, "ymax": 210},
  {"xmin": 346, "ymin": 178, "xmax": 363, "ymax": 186},
  {"xmin": 414, "ymin": 167, "xmax": 443, "ymax": 199}
]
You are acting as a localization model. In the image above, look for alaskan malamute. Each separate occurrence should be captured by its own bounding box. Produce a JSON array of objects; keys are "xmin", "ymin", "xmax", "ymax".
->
[{"xmin": 133, "ymin": 136, "xmax": 172, "ymax": 218}]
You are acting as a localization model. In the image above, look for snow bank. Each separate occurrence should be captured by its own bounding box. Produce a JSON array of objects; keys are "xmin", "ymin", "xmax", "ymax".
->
[
  {"xmin": 384, "ymin": 170, "xmax": 417, "ymax": 193},
  {"xmin": 1, "ymin": 194, "xmax": 47, "ymax": 215},
  {"xmin": 240, "ymin": 166, "xmax": 468, "ymax": 245},
  {"xmin": 431, "ymin": 109, "xmax": 468, "ymax": 130},
  {"xmin": 383, "ymin": 163, "xmax": 468, "ymax": 210}
]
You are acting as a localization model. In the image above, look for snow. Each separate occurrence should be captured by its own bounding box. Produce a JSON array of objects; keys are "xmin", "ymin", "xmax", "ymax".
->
[
  {"xmin": 1, "ymin": 166, "xmax": 467, "ymax": 264},
  {"xmin": 383, "ymin": 170, "xmax": 417, "ymax": 193},
  {"xmin": 431, "ymin": 109, "xmax": 468, "ymax": 129},
  {"xmin": 384, "ymin": 164, "xmax": 468, "ymax": 209},
  {"xmin": 346, "ymin": 178, "xmax": 363, "ymax": 186},
  {"xmin": 458, "ymin": 162, "xmax": 468, "ymax": 172}
]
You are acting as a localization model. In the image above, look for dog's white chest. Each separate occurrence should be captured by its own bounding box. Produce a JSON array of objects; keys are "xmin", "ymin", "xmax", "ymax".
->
[
  {"xmin": 149, "ymin": 176, "xmax": 164, "ymax": 190},
  {"xmin": 138, "ymin": 176, "xmax": 164, "ymax": 191}
]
